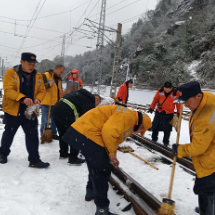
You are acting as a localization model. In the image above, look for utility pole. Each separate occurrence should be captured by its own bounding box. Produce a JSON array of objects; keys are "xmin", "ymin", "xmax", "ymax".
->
[
  {"xmin": 92, "ymin": 0, "xmax": 106, "ymax": 94},
  {"xmin": 1, "ymin": 59, "xmax": 4, "ymax": 80},
  {"xmin": 110, "ymin": 23, "xmax": 122, "ymax": 98},
  {"xmin": 0, "ymin": 57, "xmax": 1, "ymax": 79},
  {"xmin": 61, "ymin": 34, "xmax": 66, "ymax": 65}
]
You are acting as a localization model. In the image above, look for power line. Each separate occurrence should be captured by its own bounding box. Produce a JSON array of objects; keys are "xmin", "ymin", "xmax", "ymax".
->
[
  {"xmin": 66, "ymin": 0, "xmax": 94, "ymax": 52},
  {"xmin": 0, "ymin": 1, "xmax": 91, "ymax": 22},
  {"xmin": 103, "ymin": 0, "xmax": 141, "ymax": 19},
  {"xmin": 0, "ymin": 19, "xmax": 64, "ymax": 34},
  {"xmin": 0, "ymin": 44, "xmax": 19, "ymax": 50},
  {"xmin": 0, "ymin": 29, "xmax": 59, "ymax": 41},
  {"xmin": 14, "ymin": 0, "xmax": 47, "ymax": 61},
  {"xmin": 88, "ymin": 0, "xmax": 128, "ymax": 19}
]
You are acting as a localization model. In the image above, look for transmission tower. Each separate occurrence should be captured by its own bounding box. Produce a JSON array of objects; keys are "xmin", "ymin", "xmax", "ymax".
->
[
  {"xmin": 61, "ymin": 34, "xmax": 66, "ymax": 65},
  {"xmin": 93, "ymin": 0, "xmax": 106, "ymax": 94}
]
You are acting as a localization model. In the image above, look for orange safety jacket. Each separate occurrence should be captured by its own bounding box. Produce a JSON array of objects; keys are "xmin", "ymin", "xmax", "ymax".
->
[
  {"xmin": 116, "ymin": 83, "xmax": 128, "ymax": 104},
  {"xmin": 150, "ymin": 88, "xmax": 180, "ymax": 114},
  {"xmin": 67, "ymin": 76, "xmax": 83, "ymax": 89}
]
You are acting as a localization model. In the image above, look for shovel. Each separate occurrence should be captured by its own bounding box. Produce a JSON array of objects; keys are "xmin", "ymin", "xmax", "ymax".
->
[{"xmin": 118, "ymin": 146, "xmax": 158, "ymax": 170}]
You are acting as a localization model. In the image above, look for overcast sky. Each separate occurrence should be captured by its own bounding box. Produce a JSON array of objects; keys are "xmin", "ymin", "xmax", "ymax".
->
[{"xmin": 0, "ymin": 0, "xmax": 158, "ymax": 66}]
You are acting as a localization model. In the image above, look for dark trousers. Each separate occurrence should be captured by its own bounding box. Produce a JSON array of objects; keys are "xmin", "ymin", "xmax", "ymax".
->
[
  {"xmin": 0, "ymin": 112, "xmax": 40, "ymax": 163},
  {"xmin": 198, "ymin": 194, "xmax": 215, "ymax": 215},
  {"xmin": 52, "ymin": 101, "xmax": 79, "ymax": 161},
  {"xmin": 62, "ymin": 127, "xmax": 111, "ymax": 208},
  {"xmin": 194, "ymin": 172, "xmax": 215, "ymax": 215},
  {"xmin": 152, "ymin": 129, "xmax": 171, "ymax": 145}
]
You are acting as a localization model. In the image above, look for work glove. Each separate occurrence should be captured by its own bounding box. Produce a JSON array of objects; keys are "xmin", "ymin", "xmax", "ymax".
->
[
  {"xmin": 24, "ymin": 104, "xmax": 40, "ymax": 120},
  {"xmin": 172, "ymin": 144, "xmax": 178, "ymax": 157},
  {"xmin": 170, "ymin": 115, "xmax": 179, "ymax": 132},
  {"xmin": 147, "ymin": 108, "xmax": 154, "ymax": 114}
]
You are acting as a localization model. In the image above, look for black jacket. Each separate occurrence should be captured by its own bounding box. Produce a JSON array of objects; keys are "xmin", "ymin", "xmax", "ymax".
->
[{"xmin": 63, "ymin": 89, "xmax": 95, "ymax": 116}]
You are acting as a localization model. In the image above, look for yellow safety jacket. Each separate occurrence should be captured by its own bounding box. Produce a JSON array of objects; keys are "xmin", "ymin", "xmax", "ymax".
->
[
  {"xmin": 178, "ymin": 92, "xmax": 215, "ymax": 178},
  {"xmin": 2, "ymin": 67, "xmax": 46, "ymax": 116},
  {"xmin": 41, "ymin": 72, "xmax": 62, "ymax": 106},
  {"xmin": 72, "ymin": 105, "xmax": 138, "ymax": 156}
]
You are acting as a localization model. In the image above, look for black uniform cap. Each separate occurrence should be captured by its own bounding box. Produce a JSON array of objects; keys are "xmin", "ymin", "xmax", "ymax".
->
[
  {"xmin": 21, "ymin": 52, "xmax": 38, "ymax": 63},
  {"xmin": 174, "ymin": 81, "xmax": 202, "ymax": 104}
]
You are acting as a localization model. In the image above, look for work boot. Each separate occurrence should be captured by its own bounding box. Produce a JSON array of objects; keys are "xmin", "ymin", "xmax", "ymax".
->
[
  {"xmin": 95, "ymin": 207, "xmax": 118, "ymax": 215},
  {"xmin": 53, "ymin": 134, "xmax": 59, "ymax": 140},
  {"xmin": 163, "ymin": 143, "xmax": 169, "ymax": 147},
  {"xmin": 67, "ymin": 158, "xmax": 85, "ymax": 166},
  {"xmin": 0, "ymin": 153, "xmax": 7, "ymax": 164},
  {"xmin": 195, "ymin": 207, "xmax": 199, "ymax": 213},
  {"xmin": 59, "ymin": 152, "xmax": 69, "ymax": 159},
  {"xmin": 29, "ymin": 160, "xmax": 50, "ymax": 168},
  {"xmin": 85, "ymin": 188, "xmax": 94, "ymax": 201}
]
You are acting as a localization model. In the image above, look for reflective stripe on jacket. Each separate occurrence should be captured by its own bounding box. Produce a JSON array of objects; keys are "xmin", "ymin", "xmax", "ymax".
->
[
  {"xmin": 150, "ymin": 88, "xmax": 181, "ymax": 114},
  {"xmin": 178, "ymin": 92, "xmax": 215, "ymax": 178},
  {"xmin": 41, "ymin": 72, "xmax": 62, "ymax": 106},
  {"xmin": 60, "ymin": 98, "xmax": 79, "ymax": 120},
  {"xmin": 71, "ymin": 105, "xmax": 138, "ymax": 156},
  {"xmin": 2, "ymin": 67, "xmax": 46, "ymax": 116}
]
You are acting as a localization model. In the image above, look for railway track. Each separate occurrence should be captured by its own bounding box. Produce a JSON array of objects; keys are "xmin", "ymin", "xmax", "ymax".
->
[
  {"xmin": 109, "ymin": 134, "xmax": 196, "ymax": 215},
  {"xmin": 130, "ymin": 134, "xmax": 195, "ymax": 174},
  {"xmin": 110, "ymin": 166, "xmax": 161, "ymax": 215}
]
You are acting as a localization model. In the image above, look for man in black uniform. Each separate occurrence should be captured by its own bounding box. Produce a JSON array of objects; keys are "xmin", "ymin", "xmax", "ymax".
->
[
  {"xmin": 52, "ymin": 89, "xmax": 101, "ymax": 165},
  {"xmin": 0, "ymin": 52, "xmax": 50, "ymax": 168}
]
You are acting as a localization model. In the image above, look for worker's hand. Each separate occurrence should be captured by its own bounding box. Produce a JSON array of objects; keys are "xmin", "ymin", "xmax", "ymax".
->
[
  {"xmin": 172, "ymin": 144, "xmax": 178, "ymax": 157},
  {"xmin": 23, "ymin": 98, "xmax": 34, "ymax": 106},
  {"xmin": 24, "ymin": 104, "xmax": 40, "ymax": 120},
  {"xmin": 170, "ymin": 115, "xmax": 179, "ymax": 132},
  {"xmin": 147, "ymin": 108, "xmax": 153, "ymax": 114},
  {"xmin": 49, "ymin": 81, "xmax": 54, "ymax": 87},
  {"xmin": 34, "ymin": 99, "xmax": 41, "ymax": 107},
  {"xmin": 109, "ymin": 154, "xmax": 119, "ymax": 167}
]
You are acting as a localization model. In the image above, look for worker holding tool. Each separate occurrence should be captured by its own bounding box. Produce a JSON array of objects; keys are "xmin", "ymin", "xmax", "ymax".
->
[
  {"xmin": 148, "ymin": 81, "xmax": 180, "ymax": 146},
  {"xmin": 173, "ymin": 81, "xmax": 215, "ymax": 215},
  {"xmin": 40, "ymin": 65, "xmax": 65, "ymax": 141},
  {"xmin": 0, "ymin": 52, "xmax": 50, "ymax": 168},
  {"xmin": 62, "ymin": 105, "xmax": 152, "ymax": 215}
]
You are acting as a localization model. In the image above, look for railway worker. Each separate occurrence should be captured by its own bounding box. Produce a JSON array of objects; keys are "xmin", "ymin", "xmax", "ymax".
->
[
  {"xmin": 147, "ymin": 81, "xmax": 180, "ymax": 146},
  {"xmin": 62, "ymin": 105, "xmax": 152, "ymax": 215},
  {"xmin": 40, "ymin": 65, "xmax": 65, "ymax": 140},
  {"xmin": 115, "ymin": 79, "xmax": 133, "ymax": 105},
  {"xmin": 0, "ymin": 52, "xmax": 50, "ymax": 168},
  {"xmin": 52, "ymin": 89, "xmax": 101, "ymax": 165},
  {"xmin": 173, "ymin": 81, "xmax": 215, "ymax": 215},
  {"xmin": 64, "ymin": 69, "xmax": 83, "ymax": 90}
]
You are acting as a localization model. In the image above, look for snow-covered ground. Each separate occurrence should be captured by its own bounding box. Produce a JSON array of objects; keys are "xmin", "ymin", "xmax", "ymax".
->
[{"xmin": 0, "ymin": 84, "xmax": 204, "ymax": 215}]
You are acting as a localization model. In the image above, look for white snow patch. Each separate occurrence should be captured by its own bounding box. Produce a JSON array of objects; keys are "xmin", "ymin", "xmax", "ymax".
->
[{"xmin": 187, "ymin": 60, "xmax": 201, "ymax": 77}]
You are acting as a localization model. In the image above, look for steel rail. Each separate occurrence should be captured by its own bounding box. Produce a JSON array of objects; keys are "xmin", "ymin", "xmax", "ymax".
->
[
  {"xmin": 131, "ymin": 134, "xmax": 195, "ymax": 173},
  {"xmin": 110, "ymin": 165, "xmax": 161, "ymax": 215}
]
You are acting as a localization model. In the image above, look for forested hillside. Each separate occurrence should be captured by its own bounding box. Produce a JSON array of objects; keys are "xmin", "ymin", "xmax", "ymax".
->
[{"xmin": 37, "ymin": 0, "xmax": 215, "ymax": 88}]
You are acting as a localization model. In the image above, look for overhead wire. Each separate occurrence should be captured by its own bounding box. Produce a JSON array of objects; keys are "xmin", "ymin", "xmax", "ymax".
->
[
  {"xmin": 66, "ymin": 0, "xmax": 94, "ymax": 53},
  {"xmin": 0, "ymin": 20, "xmax": 64, "ymax": 34},
  {"xmin": 14, "ymin": 0, "xmax": 46, "ymax": 61}
]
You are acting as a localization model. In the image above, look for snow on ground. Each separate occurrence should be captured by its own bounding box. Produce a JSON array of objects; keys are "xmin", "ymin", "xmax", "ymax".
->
[
  {"xmin": 0, "ymin": 84, "xmax": 205, "ymax": 215},
  {"xmin": 0, "ymin": 118, "xmax": 135, "ymax": 215}
]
